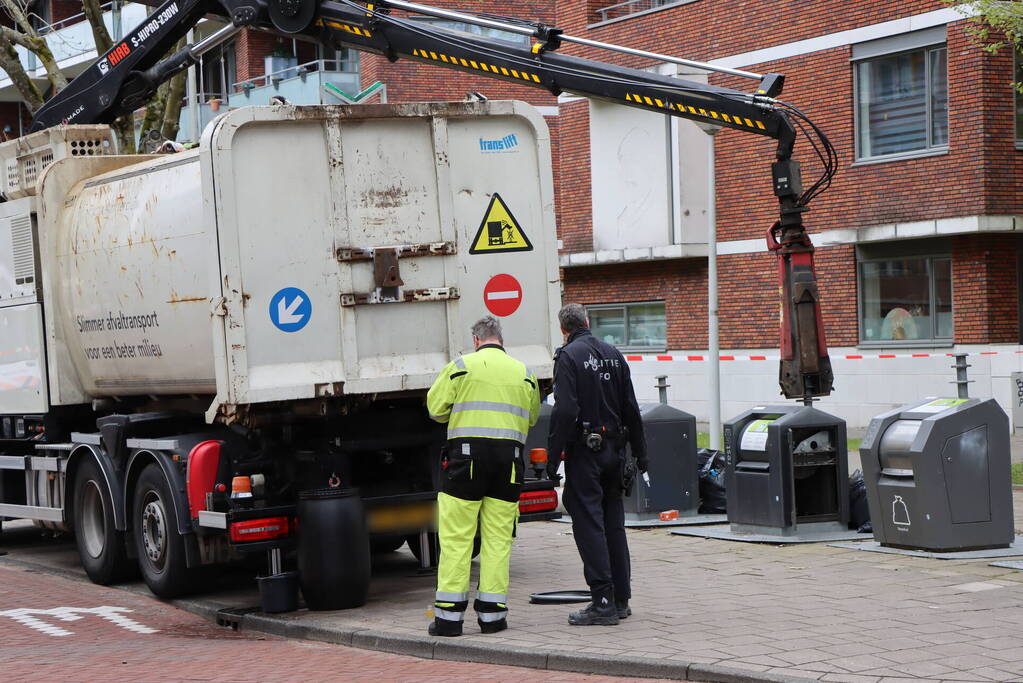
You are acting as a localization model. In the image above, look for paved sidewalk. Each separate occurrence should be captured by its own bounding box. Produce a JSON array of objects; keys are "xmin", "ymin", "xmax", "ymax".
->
[{"xmin": 6, "ymin": 493, "xmax": 1023, "ymax": 682}]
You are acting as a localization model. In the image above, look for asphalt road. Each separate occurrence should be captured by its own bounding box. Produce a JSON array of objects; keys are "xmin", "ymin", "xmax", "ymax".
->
[{"xmin": 0, "ymin": 521, "xmax": 650, "ymax": 682}]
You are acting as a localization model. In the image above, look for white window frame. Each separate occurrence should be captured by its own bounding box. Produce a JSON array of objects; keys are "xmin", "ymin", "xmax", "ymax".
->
[
  {"xmin": 587, "ymin": 301, "xmax": 667, "ymax": 352},
  {"xmin": 852, "ymin": 27, "xmax": 949, "ymax": 163},
  {"xmin": 856, "ymin": 249, "xmax": 953, "ymax": 347}
]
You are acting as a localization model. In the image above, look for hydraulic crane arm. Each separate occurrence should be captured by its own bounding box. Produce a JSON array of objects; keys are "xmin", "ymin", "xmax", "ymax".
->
[{"xmin": 28, "ymin": 0, "xmax": 836, "ymax": 401}]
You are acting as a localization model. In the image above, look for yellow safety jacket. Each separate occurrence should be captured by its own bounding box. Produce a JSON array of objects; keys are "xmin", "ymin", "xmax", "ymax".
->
[{"xmin": 427, "ymin": 345, "xmax": 540, "ymax": 443}]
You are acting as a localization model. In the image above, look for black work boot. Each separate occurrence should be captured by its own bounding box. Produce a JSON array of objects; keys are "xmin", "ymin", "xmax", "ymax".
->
[
  {"xmin": 568, "ymin": 593, "xmax": 620, "ymax": 626},
  {"xmin": 428, "ymin": 617, "xmax": 463, "ymax": 637},
  {"xmin": 616, "ymin": 599, "xmax": 632, "ymax": 619},
  {"xmin": 478, "ymin": 617, "xmax": 508, "ymax": 634}
]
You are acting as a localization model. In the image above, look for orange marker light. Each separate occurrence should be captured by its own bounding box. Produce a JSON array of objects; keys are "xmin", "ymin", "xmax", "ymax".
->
[
  {"xmin": 529, "ymin": 448, "xmax": 548, "ymax": 464},
  {"xmin": 231, "ymin": 475, "xmax": 252, "ymax": 499}
]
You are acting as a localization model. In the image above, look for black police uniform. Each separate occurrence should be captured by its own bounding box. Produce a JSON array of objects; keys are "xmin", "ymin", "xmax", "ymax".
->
[{"xmin": 547, "ymin": 328, "xmax": 646, "ymax": 615}]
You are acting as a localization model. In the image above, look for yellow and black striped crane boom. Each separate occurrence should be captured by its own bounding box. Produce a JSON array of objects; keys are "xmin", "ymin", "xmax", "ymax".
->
[{"xmin": 28, "ymin": 0, "xmax": 837, "ymax": 401}]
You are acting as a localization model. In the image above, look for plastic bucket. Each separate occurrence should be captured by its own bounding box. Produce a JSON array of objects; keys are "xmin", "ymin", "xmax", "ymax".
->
[
  {"xmin": 257, "ymin": 570, "xmax": 299, "ymax": 613},
  {"xmin": 296, "ymin": 487, "xmax": 370, "ymax": 610}
]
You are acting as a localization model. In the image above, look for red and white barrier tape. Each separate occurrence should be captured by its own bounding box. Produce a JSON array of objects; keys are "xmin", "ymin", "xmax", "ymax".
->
[{"xmin": 625, "ymin": 351, "xmax": 1016, "ymax": 362}]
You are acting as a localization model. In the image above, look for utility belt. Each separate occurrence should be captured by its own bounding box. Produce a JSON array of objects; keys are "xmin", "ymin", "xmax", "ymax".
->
[{"xmin": 577, "ymin": 421, "xmax": 626, "ymax": 453}]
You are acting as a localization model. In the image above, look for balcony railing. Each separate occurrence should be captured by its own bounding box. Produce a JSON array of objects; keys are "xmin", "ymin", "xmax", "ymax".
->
[
  {"xmin": 13, "ymin": 2, "xmax": 149, "ymax": 74},
  {"xmin": 230, "ymin": 59, "xmax": 359, "ymax": 97},
  {"xmin": 594, "ymin": 0, "xmax": 687, "ymax": 23},
  {"xmin": 177, "ymin": 61, "xmax": 362, "ymax": 141}
]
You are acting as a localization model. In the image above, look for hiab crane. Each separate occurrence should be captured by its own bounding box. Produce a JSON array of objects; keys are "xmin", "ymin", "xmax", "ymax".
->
[
  {"xmin": 0, "ymin": 0, "xmax": 836, "ymax": 603},
  {"xmin": 30, "ymin": 0, "xmax": 836, "ymax": 401}
]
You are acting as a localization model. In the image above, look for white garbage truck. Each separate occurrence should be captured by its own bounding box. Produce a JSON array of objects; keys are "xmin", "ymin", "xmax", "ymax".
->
[
  {"xmin": 1, "ymin": 0, "xmax": 840, "ymax": 605},
  {"xmin": 0, "ymin": 101, "xmax": 562, "ymax": 600}
]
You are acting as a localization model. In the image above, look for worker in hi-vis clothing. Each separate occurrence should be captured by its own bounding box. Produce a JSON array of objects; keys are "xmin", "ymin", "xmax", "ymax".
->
[{"xmin": 425, "ymin": 315, "xmax": 540, "ymax": 637}]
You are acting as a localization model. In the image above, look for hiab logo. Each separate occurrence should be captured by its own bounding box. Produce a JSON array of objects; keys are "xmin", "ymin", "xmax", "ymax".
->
[{"xmin": 478, "ymin": 133, "xmax": 519, "ymax": 153}]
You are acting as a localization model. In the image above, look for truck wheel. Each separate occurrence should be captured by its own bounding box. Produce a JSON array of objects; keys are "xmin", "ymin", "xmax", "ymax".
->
[
  {"xmin": 72, "ymin": 458, "xmax": 135, "ymax": 584},
  {"xmin": 132, "ymin": 463, "xmax": 198, "ymax": 598}
]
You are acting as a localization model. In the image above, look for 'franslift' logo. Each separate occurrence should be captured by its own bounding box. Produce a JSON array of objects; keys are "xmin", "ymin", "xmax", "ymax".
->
[{"xmin": 479, "ymin": 133, "xmax": 519, "ymax": 153}]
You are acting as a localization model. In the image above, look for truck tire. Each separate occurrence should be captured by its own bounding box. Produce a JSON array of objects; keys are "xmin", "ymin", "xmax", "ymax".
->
[
  {"xmin": 132, "ymin": 463, "xmax": 199, "ymax": 598},
  {"xmin": 73, "ymin": 458, "xmax": 135, "ymax": 584}
]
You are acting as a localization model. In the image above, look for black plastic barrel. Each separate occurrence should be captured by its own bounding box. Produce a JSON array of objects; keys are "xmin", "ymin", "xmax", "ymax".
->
[{"xmin": 296, "ymin": 487, "xmax": 371, "ymax": 610}]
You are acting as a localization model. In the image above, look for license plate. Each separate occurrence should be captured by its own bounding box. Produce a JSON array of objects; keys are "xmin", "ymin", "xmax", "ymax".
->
[{"xmin": 367, "ymin": 502, "xmax": 436, "ymax": 533}]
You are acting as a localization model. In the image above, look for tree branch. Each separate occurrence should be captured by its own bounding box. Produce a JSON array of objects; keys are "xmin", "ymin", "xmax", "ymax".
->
[
  {"xmin": 0, "ymin": 32, "xmax": 43, "ymax": 112},
  {"xmin": 81, "ymin": 0, "xmax": 112, "ymax": 54}
]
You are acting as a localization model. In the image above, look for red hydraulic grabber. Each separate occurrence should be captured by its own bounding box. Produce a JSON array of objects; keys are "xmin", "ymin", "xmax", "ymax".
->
[{"xmin": 766, "ymin": 131, "xmax": 835, "ymax": 403}]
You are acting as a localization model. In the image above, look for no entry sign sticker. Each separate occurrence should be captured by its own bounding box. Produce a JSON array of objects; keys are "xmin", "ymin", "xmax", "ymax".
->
[{"xmin": 484, "ymin": 274, "xmax": 522, "ymax": 317}]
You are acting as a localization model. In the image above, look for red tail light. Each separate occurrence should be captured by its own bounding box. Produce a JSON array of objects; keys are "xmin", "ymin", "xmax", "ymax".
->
[
  {"xmin": 229, "ymin": 517, "xmax": 290, "ymax": 543},
  {"xmin": 519, "ymin": 489, "xmax": 558, "ymax": 514}
]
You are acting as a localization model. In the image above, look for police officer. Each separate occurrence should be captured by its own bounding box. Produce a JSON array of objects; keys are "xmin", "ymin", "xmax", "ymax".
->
[
  {"xmin": 426, "ymin": 315, "xmax": 540, "ymax": 637},
  {"xmin": 547, "ymin": 303, "xmax": 647, "ymax": 626}
]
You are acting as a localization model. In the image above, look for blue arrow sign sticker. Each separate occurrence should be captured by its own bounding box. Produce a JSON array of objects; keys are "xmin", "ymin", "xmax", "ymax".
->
[{"xmin": 269, "ymin": 287, "xmax": 312, "ymax": 332}]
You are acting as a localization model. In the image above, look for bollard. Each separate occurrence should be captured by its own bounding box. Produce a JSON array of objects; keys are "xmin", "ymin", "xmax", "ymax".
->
[
  {"xmin": 951, "ymin": 353, "xmax": 972, "ymax": 399},
  {"xmin": 655, "ymin": 375, "xmax": 670, "ymax": 405}
]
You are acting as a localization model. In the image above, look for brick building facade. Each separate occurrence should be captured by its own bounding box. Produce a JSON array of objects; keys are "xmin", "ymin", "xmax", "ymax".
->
[{"xmin": 543, "ymin": 0, "xmax": 1023, "ymax": 426}]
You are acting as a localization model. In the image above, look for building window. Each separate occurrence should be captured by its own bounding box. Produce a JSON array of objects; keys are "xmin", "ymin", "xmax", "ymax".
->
[
  {"xmin": 859, "ymin": 255, "xmax": 952, "ymax": 344},
  {"xmin": 593, "ymin": 0, "xmax": 694, "ymax": 24},
  {"xmin": 855, "ymin": 44, "xmax": 948, "ymax": 159},
  {"xmin": 588, "ymin": 302, "xmax": 667, "ymax": 350}
]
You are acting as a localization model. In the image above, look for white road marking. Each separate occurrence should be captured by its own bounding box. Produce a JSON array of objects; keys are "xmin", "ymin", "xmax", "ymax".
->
[{"xmin": 0, "ymin": 606, "xmax": 158, "ymax": 637}]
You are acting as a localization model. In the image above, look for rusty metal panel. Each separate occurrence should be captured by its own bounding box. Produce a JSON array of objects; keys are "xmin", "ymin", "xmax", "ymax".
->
[
  {"xmin": 44, "ymin": 153, "xmax": 215, "ymax": 398},
  {"xmin": 204, "ymin": 102, "xmax": 559, "ymax": 409}
]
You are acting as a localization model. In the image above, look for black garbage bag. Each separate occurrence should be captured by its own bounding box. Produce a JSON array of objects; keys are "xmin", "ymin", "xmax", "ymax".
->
[
  {"xmin": 849, "ymin": 469, "xmax": 871, "ymax": 533},
  {"xmin": 697, "ymin": 448, "xmax": 727, "ymax": 514}
]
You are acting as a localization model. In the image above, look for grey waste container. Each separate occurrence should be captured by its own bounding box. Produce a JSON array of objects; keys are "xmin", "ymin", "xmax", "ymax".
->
[
  {"xmin": 860, "ymin": 397, "xmax": 1013, "ymax": 552},
  {"xmin": 524, "ymin": 403, "xmax": 552, "ymax": 456},
  {"xmin": 524, "ymin": 402, "xmax": 698, "ymax": 520},
  {"xmin": 724, "ymin": 404, "xmax": 849, "ymax": 535},
  {"xmin": 623, "ymin": 403, "xmax": 698, "ymax": 520}
]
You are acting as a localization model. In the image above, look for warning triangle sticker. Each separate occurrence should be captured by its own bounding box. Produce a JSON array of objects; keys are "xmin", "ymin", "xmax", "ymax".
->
[{"xmin": 469, "ymin": 193, "xmax": 533, "ymax": 254}]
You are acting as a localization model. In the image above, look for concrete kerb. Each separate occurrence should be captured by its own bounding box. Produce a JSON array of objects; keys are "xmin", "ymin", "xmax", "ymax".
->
[
  {"xmin": 0, "ymin": 552, "xmax": 813, "ymax": 682},
  {"xmin": 687, "ymin": 664, "xmax": 818, "ymax": 683}
]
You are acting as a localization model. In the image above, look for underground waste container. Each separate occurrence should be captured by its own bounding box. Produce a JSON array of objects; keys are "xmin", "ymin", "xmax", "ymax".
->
[
  {"xmin": 860, "ymin": 397, "xmax": 1013, "ymax": 552},
  {"xmin": 297, "ymin": 487, "xmax": 371, "ymax": 610},
  {"xmin": 724, "ymin": 404, "xmax": 849, "ymax": 535},
  {"xmin": 623, "ymin": 403, "xmax": 698, "ymax": 520}
]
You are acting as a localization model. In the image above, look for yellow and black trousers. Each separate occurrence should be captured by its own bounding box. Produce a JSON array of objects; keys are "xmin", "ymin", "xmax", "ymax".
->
[{"xmin": 434, "ymin": 437, "xmax": 523, "ymax": 630}]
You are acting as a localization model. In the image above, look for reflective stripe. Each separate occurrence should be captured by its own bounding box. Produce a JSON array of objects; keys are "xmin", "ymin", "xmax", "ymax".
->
[
  {"xmin": 435, "ymin": 608, "xmax": 465, "ymax": 621},
  {"xmin": 451, "ymin": 401, "xmax": 530, "ymax": 419},
  {"xmin": 478, "ymin": 611, "xmax": 508, "ymax": 622},
  {"xmin": 478, "ymin": 592, "xmax": 507, "ymax": 603},
  {"xmin": 447, "ymin": 427, "xmax": 526, "ymax": 442},
  {"xmin": 453, "ymin": 357, "xmax": 466, "ymax": 370},
  {"xmin": 429, "ymin": 413, "xmax": 448, "ymax": 421},
  {"xmin": 436, "ymin": 591, "xmax": 468, "ymax": 602}
]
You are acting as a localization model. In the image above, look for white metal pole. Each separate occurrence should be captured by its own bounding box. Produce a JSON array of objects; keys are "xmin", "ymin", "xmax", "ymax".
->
[
  {"xmin": 186, "ymin": 29, "xmax": 199, "ymax": 141},
  {"xmin": 706, "ymin": 128, "xmax": 721, "ymax": 450}
]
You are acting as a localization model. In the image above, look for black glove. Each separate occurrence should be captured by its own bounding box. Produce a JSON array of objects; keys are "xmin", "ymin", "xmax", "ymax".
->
[
  {"xmin": 636, "ymin": 456, "xmax": 649, "ymax": 474},
  {"xmin": 546, "ymin": 455, "xmax": 562, "ymax": 483}
]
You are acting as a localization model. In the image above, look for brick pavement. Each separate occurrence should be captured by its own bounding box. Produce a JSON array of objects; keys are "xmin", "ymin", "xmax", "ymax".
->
[
  {"xmin": 0, "ymin": 562, "xmax": 650, "ymax": 682},
  {"xmin": 6, "ymin": 493, "xmax": 1023, "ymax": 682}
]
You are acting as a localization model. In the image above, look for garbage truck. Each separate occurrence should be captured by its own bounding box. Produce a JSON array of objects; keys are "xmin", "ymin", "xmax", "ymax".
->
[
  {"xmin": 0, "ymin": 101, "xmax": 561, "ymax": 600},
  {"xmin": 0, "ymin": 0, "xmax": 839, "ymax": 602}
]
